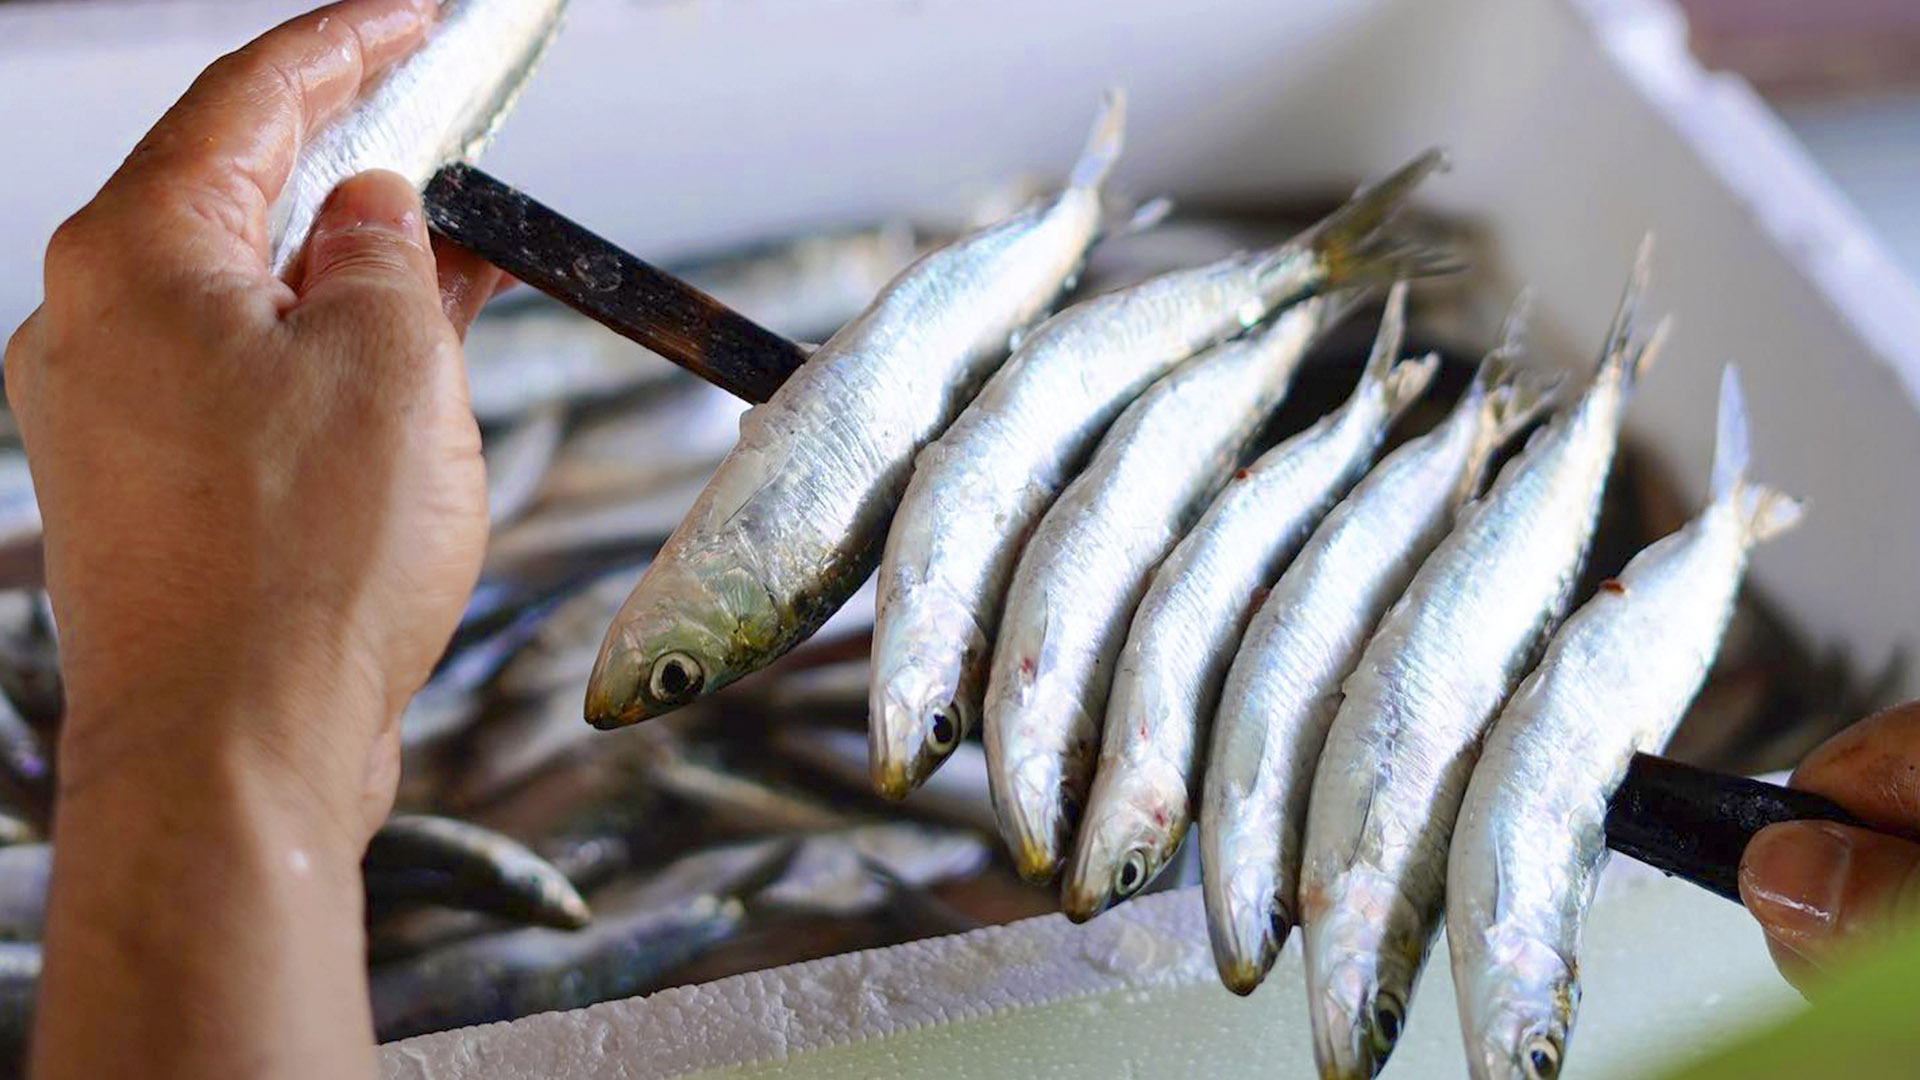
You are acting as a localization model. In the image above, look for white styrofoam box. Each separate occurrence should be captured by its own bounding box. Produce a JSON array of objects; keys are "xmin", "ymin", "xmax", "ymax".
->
[
  {"xmin": 375, "ymin": 869, "xmax": 1798, "ymax": 1079},
  {"xmin": 0, "ymin": 0, "xmax": 1900, "ymax": 1072}
]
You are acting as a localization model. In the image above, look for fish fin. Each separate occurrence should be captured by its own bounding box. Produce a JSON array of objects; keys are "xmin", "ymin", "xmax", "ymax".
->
[
  {"xmin": 1281, "ymin": 149, "xmax": 1457, "ymax": 289},
  {"xmin": 1121, "ymin": 195, "xmax": 1174, "ymax": 235},
  {"xmin": 1359, "ymin": 281, "xmax": 1411, "ymax": 384},
  {"xmin": 1457, "ymin": 296, "xmax": 1560, "ymax": 500},
  {"xmin": 1740, "ymin": 486, "xmax": 1806, "ymax": 544},
  {"xmin": 1598, "ymin": 234, "xmax": 1667, "ymax": 393},
  {"xmin": 1710, "ymin": 366, "xmax": 1807, "ymax": 542},
  {"xmin": 1306, "ymin": 149, "xmax": 1448, "ymax": 256},
  {"xmin": 1710, "ymin": 364, "xmax": 1750, "ymax": 502},
  {"xmin": 1069, "ymin": 89, "xmax": 1128, "ymax": 192},
  {"xmin": 1384, "ymin": 353, "xmax": 1441, "ymax": 420},
  {"xmin": 1353, "ymin": 283, "xmax": 1437, "ymax": 419}
]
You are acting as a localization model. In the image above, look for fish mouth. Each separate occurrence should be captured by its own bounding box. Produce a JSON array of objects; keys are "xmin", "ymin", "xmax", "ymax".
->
[
  {"xmin": 868, "ymin": 690, "xmax": 942, "ymax": 801},
  {"xmin": 1205, "ymin": 885, "xmax": 1285, "ymax": 996},
  {"xmin": 868, "ymin": 742, "xmax": 917, "ymax": 802},
  {"xmin": 1010, "ymin": 836, "xmax": 1063, "ymax": 886},
  {"xmin": 1059, "ymin": 879, "xmax": 1108, "ymax": 924},
  {"xmin": 583, "ymin": 671, "xmax": 647, "ymax": 730},
  {"xmin": 996, "ymin": 763, "xmax": 1071, "ymax": 885},
  {"xmin": 1307, "ymin": 952, "xmax": 1388, "ymax": 1080}
]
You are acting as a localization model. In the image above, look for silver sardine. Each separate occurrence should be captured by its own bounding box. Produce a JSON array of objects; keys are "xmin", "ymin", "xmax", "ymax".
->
[
  {"xmin": 267, "ymin": 0, "xmax": 569, "ymax": 276},
  {"xmin": 870, "ymin": 153, "xmax": 1447, "ymax": 803},
  {"xmin": 1199, "ymin": 332, "xmax": 1548, "ymax": 996},
  {"xmin": 1298, "ymin": 243, "xmax": 1666, "ymax": 1080},
  {"xmin": 1447, "ymin": 367, "xmax": 1801, "ymax": 1080},
  {"xmin": 363, "ymin": 814, "xmax": 591, "ymax": 932},
  {"xmin": 1063, "ymin": 287, "xmax": 1437, "ymax": 920},
  {"xmin": 585, "ymin": 94, "xmax": 1131, "ymax": 728}
]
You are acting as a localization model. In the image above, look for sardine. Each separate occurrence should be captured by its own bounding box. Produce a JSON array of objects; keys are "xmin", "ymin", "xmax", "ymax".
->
[
  {"xmin": 871, "ymin": 153, "xmax": 1448, "ymax": 804},
  {"xmin": 0, "ymin": 845, "xmax": 48, "ymax": 943},
  {"xmin": 492, "ymin": 567, "xmax": 641, "ymax": 702},
  {"xmin": 969, "ymin": 293, "xmax": 1334, "ymax": 883},
  {"xmin": 0, "ymin": 816, "xmax": 30, "ymax": 850},
  {"xmin": 483, "ymin": 402, "xmax": 565, "ymax": 527},
  {"xmin": 584, "ymin": 94, "xmax": 1131, "ymax": 729},
  {"xmin": 1447, "ymin": 368, "xmax": 1801, "ymax": 1080},
  {"xmin": 752, "ymin": 823, "xmax": 991, "ymax": 918},
  {"xmin": 1063, "ymin": 287, "xmax": 1437, "ymax": 920},
  {"xmin": 640, "ymin": 742, "xmax": 863, "ymax": 835},
  {"xmin": 0, "ymin": 454, "xmax": 39, "ymax": 590},
  {"xmin": 465, "ymin": 297, "xmax": 679, "ymax": 425},
  {"xmin": 369, "ymin": 891, "xmax": 742, "ymax": 1042},
  {"xmin": 1298, "ymin": 243, "xmax": 1666, "ymax": 1080},
  {"xmin": 0, "ymin": 593, "xmax": 59, "ymax": 731},
  {"xmin": 400, "ymin": 583, "xmax": 584, "ymax": 750},
  {"xmin": 363, "ymin": 814, "xmax": 591, "ymax": 931},
  {"xmin": 676, "ymin": 223, "xmax": 924, "ymax": 343},
  {"xmin": 480, "ymin": 475, "xmax": 706, "ymax": 581},
  {"xmin": 533, "ymin": 380, "xmax": 747, "ymax": 507},
  {"xmin": 0, "ymin": 696, "xmax": 47, "ymax": 827},
  {"xmin": 1200, "ymin": 332, "xmax": 1547, "ymax": 996},
  {"xmin": 267, "ymin": 0, "xmax": 569, "ymax": 276},
  {"xmin": 773, "ymin": 726, "xmax": 1001, "ymax": 836},
  {"xmin": 0, "ymin": 942, "xmax": 37, "ymax": 1071}
]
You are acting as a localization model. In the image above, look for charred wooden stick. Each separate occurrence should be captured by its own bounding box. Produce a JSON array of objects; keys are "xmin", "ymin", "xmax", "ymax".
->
[
  {"xmin": 1606, "ymin": 752, "xmax": 1869, "ymax": 903},
  {"xmin": 423, "ymin": 164, "xmax": 809, "ymax": 404}
]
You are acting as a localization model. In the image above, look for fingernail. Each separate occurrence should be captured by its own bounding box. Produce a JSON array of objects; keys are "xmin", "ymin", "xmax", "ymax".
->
[
  {"xmin": 314, "ymin": 171, "xmax": 425, "ymax": 248},
  {"xmin": 1742, "ymin": 822, "xmax": 1851, "ymax": 945}
]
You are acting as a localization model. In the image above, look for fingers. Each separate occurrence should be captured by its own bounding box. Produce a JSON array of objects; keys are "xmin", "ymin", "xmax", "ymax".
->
[
  {"xmin": 1762, "ymin": 932, "xmax": 1820, "ymax": 997},
  {"xmin": 1741, "ymin": 820, "xmax": 1920, "ymax": 976},
  {"xmin": 1788, "ymin": 700, "xmax": 1920, "ymax": 834},
  {"xmin": 91, "ymin": 0, "xmax": 434, "ymax": 269},
  {"xmin": 291, "ymin": 170, "xmax": 442, "ymax": 340},
  {"xmin": 430, "ymin": 234, "xmax": 508, "ymax": 339}
]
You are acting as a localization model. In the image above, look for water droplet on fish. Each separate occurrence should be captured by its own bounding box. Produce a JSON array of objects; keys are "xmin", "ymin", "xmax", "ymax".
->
[
  {"xmin": 1007, "ymin": 328, "xmax": 1027, "ymax": 353},
  {"xmin": 1235, "ymin": 299, "xmax": 1265, "ymax": 329},
  {"xmin": 571, "ymin": 252, "xmax": 623, "ymax": 293}
]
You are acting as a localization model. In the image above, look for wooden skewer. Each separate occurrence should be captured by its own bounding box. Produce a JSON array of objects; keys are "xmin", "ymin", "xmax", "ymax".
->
[{"xmin": 422, "ymin": 163, "xmax": 810, "ymax": 405}]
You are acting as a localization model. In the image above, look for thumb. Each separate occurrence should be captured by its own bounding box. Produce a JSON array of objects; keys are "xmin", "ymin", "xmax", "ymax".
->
[
  {"xmin": 1741, "ymin": 821, "xmax": 1920, "ymax": 974},
  {"xmin": 293, "ymin": 169, "xmax": 440, "ymax": 310}
]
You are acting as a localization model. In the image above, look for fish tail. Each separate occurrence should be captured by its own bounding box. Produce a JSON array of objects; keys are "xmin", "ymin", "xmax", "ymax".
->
[
  {"xmin": 1069, "ymin": 89, "xmax": 1128, "ymax": 192},
  {"xmin": 1290, "ymin": 149, "xmax": 1459, "ymax": 290},
  {"xmin": 1108, "ymin": 193, "xmax": 1175, "ymax": 238},
  {"xmin": 1456, "ymin": 294, "xmax": 1558, "ymax": 498},
  {"xmin": 1709, "ymin": 364, "xmax": 1751, "ymax": 501},
  {"xmin": 1357, "ymin": 283, "xmax": 1438, "ymax": 418},
  {"xmin": 1598, "ymin": 234, "xmax": 1668, "ymax": 394},
  {"xmin": 1713, "ymin": 364, "xmax": 1807, "ymax": 543}
]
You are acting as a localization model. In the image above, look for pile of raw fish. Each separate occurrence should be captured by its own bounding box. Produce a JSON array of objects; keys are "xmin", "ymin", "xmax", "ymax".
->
[
  {"xmin": 576, "ymin": 95, "xmax": 1820, "ymax": 1080},
  {"xmin": 0, "ymin": 75, "xmax": 1880, "ymax": 1080}
]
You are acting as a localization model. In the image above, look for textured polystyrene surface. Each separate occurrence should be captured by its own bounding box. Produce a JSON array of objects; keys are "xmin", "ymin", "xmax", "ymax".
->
[{"xmin": 378, "ymin": 864, "xmax": 1797, "ymax": 1080}]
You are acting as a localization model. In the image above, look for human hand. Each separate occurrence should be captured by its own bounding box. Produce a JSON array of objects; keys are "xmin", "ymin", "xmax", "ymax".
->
[
  {"xmin": 3, "ymin": 0, "xmax": 507, "ymax": 849},
  {"xmin": 1740, "ymin": 701, "xmax": 1920, "ymax": 992}
]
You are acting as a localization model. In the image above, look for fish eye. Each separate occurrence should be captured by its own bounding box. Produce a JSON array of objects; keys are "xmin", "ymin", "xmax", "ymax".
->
[
  {"xmin": 1522, "ymin": 1035, "xmax": 1561, "ymax": 1080},
  {"xmin": 648, "ymin": 651, "xmax": 705, "ymax": 704},
  {"xmin": 926, "ymin": 700, "xmax": 966, "ymax": 753},
  {"xmin": 1370, "ymin": 991, "xmax": 1405, "ymax": 1056},
  {"xmin": 1114, "ymin": 848, "xmax": 1152, "ymax": 898}
]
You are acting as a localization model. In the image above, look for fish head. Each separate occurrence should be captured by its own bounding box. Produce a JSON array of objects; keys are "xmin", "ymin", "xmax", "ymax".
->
[
  {"xmin": 1200, "ymin": 816, "xmax": 1289, "ymax": 995},
  {"xmin": 1302, "ymin": 869, "xmax": 1428, "ymax": 1079},
  {"xmin": 869, "ymin": 579, "xmax": 986, "ymax": 799},
  {"xmin": 585, "ymin": 558, "xmax": 781, "ymax": 727},
  {"xmin": 1060, "ymin": 761, "xmax": 1189, "ymax": 923},
  {"xmin": 1457, "ymin": 927, "xmax": 1576, "ymax": 1080}
]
